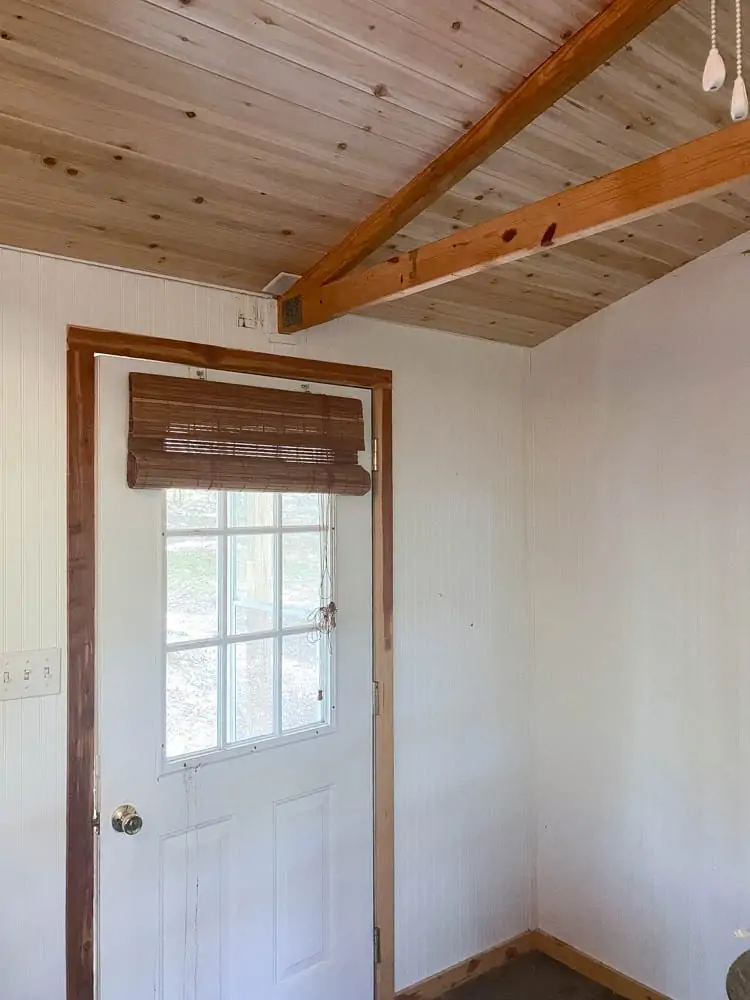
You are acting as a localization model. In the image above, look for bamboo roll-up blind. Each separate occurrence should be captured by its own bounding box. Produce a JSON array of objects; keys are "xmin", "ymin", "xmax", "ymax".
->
[{"xmin": 127, "ymin": 373, "xmax": 371, "ymax": 496}]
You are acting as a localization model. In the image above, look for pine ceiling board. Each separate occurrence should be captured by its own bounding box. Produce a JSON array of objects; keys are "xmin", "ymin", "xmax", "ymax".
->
[
  {"xmin": 366, "ymin": 0, "xmax": 579, "ymax": 75},
  {"xmin": 565, "ymin": 7, "xmax": 728, "ymax": 129},
  {"xmin": 414, "ymin": 278, "xmax": 605, "ymax": 328},
  {"xmin": 38, "ymin": 0, "xmax": 487, "ymax": 131},
  {"xmin": 362, "ymin": 295, "xmax": 557, "ymax": 345},
  {"xmin": 11, "ymin": 1, "xmax": 458, "ymax": 157},
  {"xmin": 0, "ymin": 181, "xmax": 304, "ymax": 272},
  {"xmin": 570, "ymin": 52, "xmax": 724, "ymax": 138},
  {"xmin": 0, "ymin": 114, "xmax": 366, "ymax": 243},
  {"xmin": 539, "ymin": 78, "xmax": 720, "ymax": 157},
  {"xmin": 0, "ymin": 56, "xmax": 392, "ymax": 222},
  {"xmin": 520, "ymin": 104, "xmax": 667, "ymax": 171},
  {"xmin": 454, "ymin": 272, "xmax": 630, "ymax": 309},
  {"xmin": 0, "ymin": 203, "xmax": 281, "ymax": 289},
  {"xmin": 0, "ymin": 49, "xmax": 414, "ymax": 204},
  {"xmin": 549, "ymin": 238, "xmax": 676, "ymax": 282},
  {"xmin": 640, "ymin": 0, "xmax": 715, "ymax": 67},
  {"xmin": 475, "ymin": 256, "xmax": 644, "ymax": 301},
  {"xmin": 477, "ymin": 0, "xmax": 604, "ymax": 41},
  {"xmin": 496, "ymin": 264, "xmax": 640, "ymax": 302},
  {"xmin": 485, "ymin": 254, "xmax": 644, "ymax": 301},
  {"xmin": 605, "ymin": 208, "xmax": 748, "ymax": 263},
  {"xmin": 0, "ymin": 27, "xmax": 443, "ymax": 208},
  {"xmin": 710, "ymin": 186, "xmax": 750, "ymax": 221},
  {"xmin": 0, "ymin": 146, "xmax": 347, "ymax": 269},
  {"xmin": 629, "ymin": 201, "xmax": 750, "ymax": 251},
  {"xmin": 408, "ymin": 270, "xmax": 604, "ymax": 325},
  {"xmin": 582, "ymin": 228, "xmax": 710, "ymax": 269},
  {"xmin": 148, "ymin": 0, "xmax": 531, "ymax": 104},
  {"xmin": 473, "ymin": 142, "xmax": 594, "ymax": 202}
]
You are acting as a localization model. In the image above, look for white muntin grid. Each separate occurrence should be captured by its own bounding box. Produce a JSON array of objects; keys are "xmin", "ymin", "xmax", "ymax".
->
[{"xmin": 161, "ymin": 490, "xmax": 335, "ymax": 768}]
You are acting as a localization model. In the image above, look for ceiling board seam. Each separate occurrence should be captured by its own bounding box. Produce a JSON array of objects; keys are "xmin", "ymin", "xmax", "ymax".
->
[
  {"xmin": 262, "ymin": 0, "xmax": 552, "ymax": 87},
  {"xmin": 0, "ymin": 109, "xmax": 364, "ymax": 213},
  {"xmin": 473, "ymin": 0, "xmax": 560, "ymax": 42},
  {"xmin": 363, "ymin": 0, "xmax": 551, "ymax": 65},
  {"xmin": 133, "ymin": 0, "xmax": 479, "ymax": 131},
  {"xmin": 22, "ymin": 0, "xmax": 442, "ymax": 131},
  {"xmin": 148, "ymin": 0, "xmax": 488, "ymax": 110},
  {"xmin": 12, "ymin": 0, "xmax": 455, "ymax": 169},
  {"xmin": 19, "ymin": 0, "xmax": 473, "ymax": 159},
  {"xmin": 0, "ymin": 187, "xmax": 318, "ymax": 262}
]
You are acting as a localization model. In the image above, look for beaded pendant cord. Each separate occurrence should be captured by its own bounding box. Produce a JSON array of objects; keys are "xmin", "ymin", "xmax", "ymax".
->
[{"xmin": 703, "ymin": 0, "xmax": 748, "ymax": 120}]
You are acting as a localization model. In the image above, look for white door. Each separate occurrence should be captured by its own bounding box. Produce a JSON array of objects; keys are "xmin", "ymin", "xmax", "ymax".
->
[{"xmin": 96, "ymin": 355, "xmax": 374, "ymax": 1000}]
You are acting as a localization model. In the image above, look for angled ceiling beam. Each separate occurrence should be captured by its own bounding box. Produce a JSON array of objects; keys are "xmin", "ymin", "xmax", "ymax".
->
[
  {"xmin": 284, "ymin": 0, "xmax": 682, "ymax": 296},
  {"xmin": 278, "ymin": 120, "xmax": 750, "ymax": 333}
]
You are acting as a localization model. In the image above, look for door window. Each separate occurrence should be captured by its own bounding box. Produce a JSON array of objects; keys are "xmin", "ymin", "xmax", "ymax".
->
[{"xmin": 164, "ymin": 489, "xmax": 334, "ymax": 760}]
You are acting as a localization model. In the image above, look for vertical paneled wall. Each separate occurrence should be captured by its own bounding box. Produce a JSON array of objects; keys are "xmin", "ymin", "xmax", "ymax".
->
[
  {"xmin": 531, "ymin": 235, "xmax": 750, "ymax": 1000},
  {"xmin": 0, "ymin": 248, "xmax": 532, "ymax": 995}
]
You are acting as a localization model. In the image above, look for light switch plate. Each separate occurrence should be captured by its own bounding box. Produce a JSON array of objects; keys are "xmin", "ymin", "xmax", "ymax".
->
[{"xmin": 0, "ymin": 648, "xmax": 62, "ymax": 701}]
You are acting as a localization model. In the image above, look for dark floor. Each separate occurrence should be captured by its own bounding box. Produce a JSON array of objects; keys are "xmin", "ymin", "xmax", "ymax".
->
[{"xmin": 440, "ymin": 953, "xmax": 627, "ymax": 1000}]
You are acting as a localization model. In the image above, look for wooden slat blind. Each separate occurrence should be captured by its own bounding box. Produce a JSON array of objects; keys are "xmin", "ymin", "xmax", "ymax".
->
[{"xmin": 127, "ymin": 373, "xmax": 371, "ymax": 495}]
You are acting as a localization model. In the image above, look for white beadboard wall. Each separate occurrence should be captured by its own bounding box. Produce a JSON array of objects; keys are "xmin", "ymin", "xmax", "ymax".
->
[
  {"xmin": 0, "ymin": 247, "xmax": 532, "ymax": 997},
  {"xmin": 531, "ymin": 232, "xmax": 750, "ymax": 1000}
]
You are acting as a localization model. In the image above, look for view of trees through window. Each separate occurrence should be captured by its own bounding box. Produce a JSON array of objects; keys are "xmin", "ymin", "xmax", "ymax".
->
[{"xmin": 164, "ymin": 489, "xmax": 332, "ymax": 758}]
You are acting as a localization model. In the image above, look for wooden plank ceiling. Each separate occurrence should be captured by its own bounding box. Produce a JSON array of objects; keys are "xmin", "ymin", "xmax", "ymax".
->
[{"xmin": 0, "ymin": 0, "xmax": 747, "ymax": 346}]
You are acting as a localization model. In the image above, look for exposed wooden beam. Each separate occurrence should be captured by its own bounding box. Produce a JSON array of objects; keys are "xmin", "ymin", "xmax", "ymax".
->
[
  {"xmin": 285, "ymin": 0, "xmax": 682, "ymax": 295},
  {"xmin": 278, "ymin": 120, "xmax": 750, "ymax": 333}
]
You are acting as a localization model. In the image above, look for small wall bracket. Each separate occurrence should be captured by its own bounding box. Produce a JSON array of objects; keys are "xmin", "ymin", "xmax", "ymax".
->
[{"xmin": 280, "ymin": 295, "xmax": 302, "ymax": 330}]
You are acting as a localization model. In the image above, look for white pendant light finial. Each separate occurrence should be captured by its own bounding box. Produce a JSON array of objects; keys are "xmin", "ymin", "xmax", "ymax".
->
[
  {"xmin": 732, "ymin": 0, "xmax": 748, "ymax": 119},
  {"xmin": 703, "ymin": 0, "xmax": 727, "ymax": 91},
  {"xmin": 732, "ymin": 73, "xmax": 749, "ymax": 119},
  {"xmin": 703, "ymin": 45, "xmax": 727, "ymax": 90}
]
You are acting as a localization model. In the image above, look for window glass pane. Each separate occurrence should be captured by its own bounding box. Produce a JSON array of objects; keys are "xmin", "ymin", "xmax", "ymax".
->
[
  {"xmin": 166, "ymin": 646, "xmax": 218, "ymax": 757},
  {"xmin": 282, "ymin": 634, "xmax": 324, "ymax": 731},
  {"xmin": 166, "ymin": 489, "xmax": 218, "ymax": 530},
  {"xmin": 282, "ymin": 532, "xmax": 325, "ymax": 626},
  {"xmin": 232, "ymin": 639, "xmax": 274, "ymax": 742},
  {"xmin": 167, "ymin": 537, "xmax": 219, "ymax": 643},
  {"xmin": 229, "ymin": 492, "xmax": 275, "ymax": 528},
  {"xmin": 230, "ymin": 534, "xmax": 275, "ymax": 634},
  {"xmin": 282, "ymin": 493, "xmax": 322, "ymax": 526}
]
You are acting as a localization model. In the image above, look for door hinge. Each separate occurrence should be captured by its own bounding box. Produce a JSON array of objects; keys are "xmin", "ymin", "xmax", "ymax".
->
[
  {"xmin": 373, "ymin": 925, "xmax": 382, "ymax": 965},
  {"xmin": 372, "ymin": 437, "xmax": 379, "ymax": 473},
  {"xmin": 92, "ymin": 752, "xmax": 100, "ymax": 835},
  {"xmin": 372, "ymin": 680, "xmax": 380, "ymax": 717}
]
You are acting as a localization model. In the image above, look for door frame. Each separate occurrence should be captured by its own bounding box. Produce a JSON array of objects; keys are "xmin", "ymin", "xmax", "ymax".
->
[{"xmin": 66, "ymin": 325, "xmax": 395, "ymax": 1000}]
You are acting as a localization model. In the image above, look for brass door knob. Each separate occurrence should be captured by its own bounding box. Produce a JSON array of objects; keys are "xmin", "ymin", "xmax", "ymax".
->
[{"xmin": 111, "ymin": 804, "xmax": 143, "ymax": 836}]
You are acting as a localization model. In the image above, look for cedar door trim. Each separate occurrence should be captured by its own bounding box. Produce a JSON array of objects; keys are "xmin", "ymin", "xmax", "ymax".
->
[{"xmin": 66, "ymin": 326, "xmax": 395, "ymax": 1000}]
